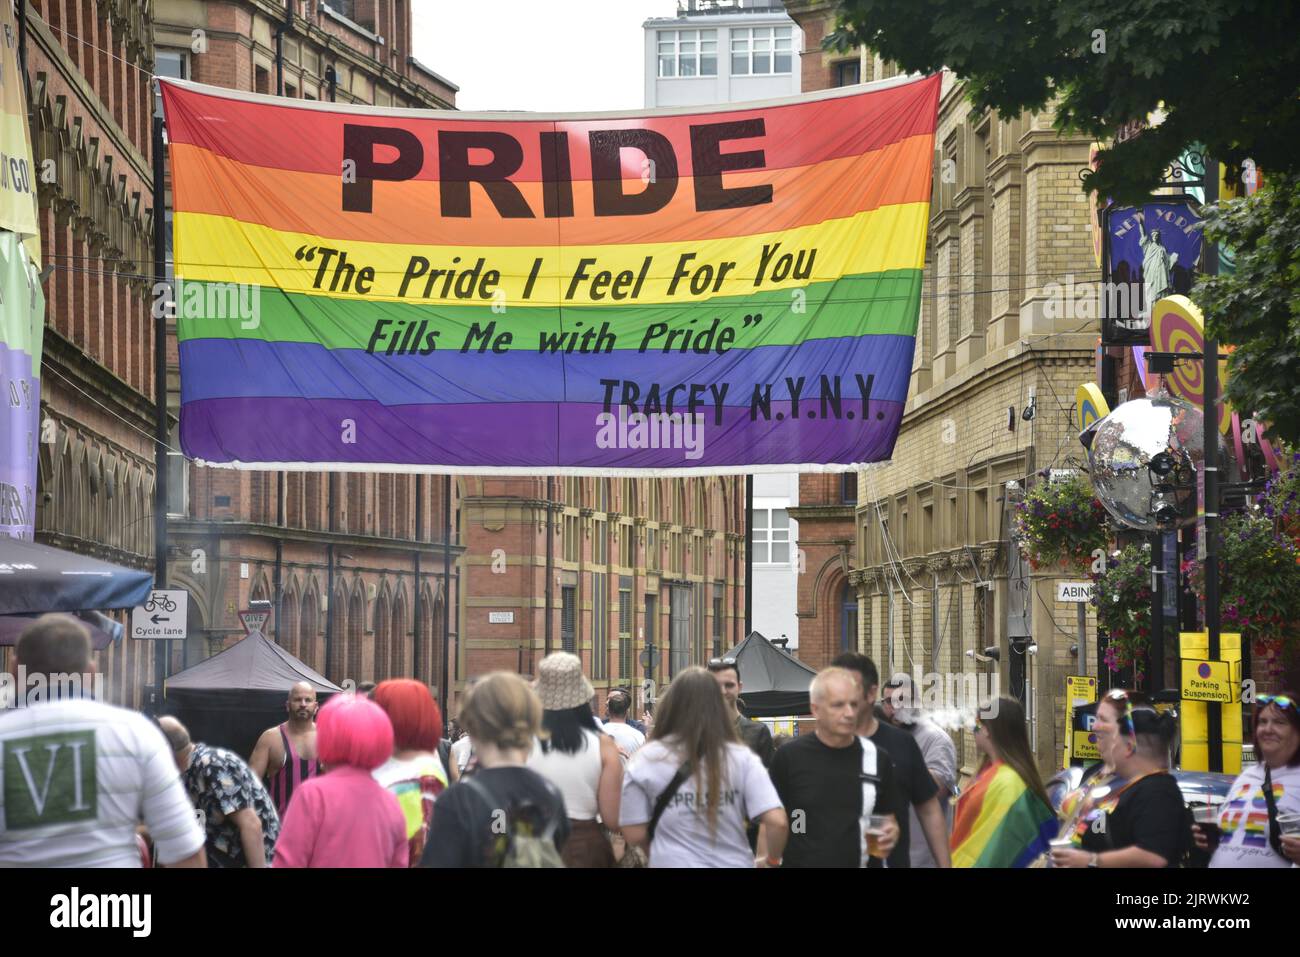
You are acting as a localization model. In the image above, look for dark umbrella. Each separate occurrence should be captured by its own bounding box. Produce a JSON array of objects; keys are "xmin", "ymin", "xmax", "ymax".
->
[
  {"xmin": 0, "ymin": 536, "xmax": 152, "ymax": 615},
  {"xmin": 0, "ymin": 611, "xmax": 123, "ymax": 650}
]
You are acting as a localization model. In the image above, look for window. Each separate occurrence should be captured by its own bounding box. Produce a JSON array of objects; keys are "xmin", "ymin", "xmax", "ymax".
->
[
  {"xmin": 841, "ymin": 472, "xmax": 858, "ymax": 504},
  {"xmin": 592, "ymin": 573, "xmax": 607, "ymax": 679},
  {"xmin": 561, "ymin": 586, "xmax": 576, "ymax": 653},
  {"xmin": 594, "ymin": 517, "xmax": 608, "ymax": 565},
  {"xmin": 619, "ymin": 523, "xmax": 634, "ymax": 568},
  {"xmin": 647, "ymin": 526, "xmax": 660, "ymax": 571},
  {"xmin": 563, "ymin": 513, "xmax": 580, "ymax": 563},
  {"xmin": 730, "ymin": 26, "xmax": 793, "ymax": 76},
  {"xmin": 693, "ymin": 534, "xmax": 705, "ymax": 576},
  {"xmin": 712, "ymin": 584, "xmax": 724, "ymax": 659},
  {"xmin": 618, "ymin": 589, "xmax": 633, "ymax": 678},
  {"xmin": 834, "ymin": 59, "xmax": 861, "ymax": 87},
  {"xmin": 657, "ymin": 29, "xmax": 718, "ymax": 78},
  {"xmin": 154, "ymin": 49, "xmax": 187, "ymax": 116},
  {"xmin": 166, "ymin": 424, "xmax": 188, "ymax": 516},
  {"xmin": 751, "ymin": 508, "xmax": 790, "ymax": 564}
]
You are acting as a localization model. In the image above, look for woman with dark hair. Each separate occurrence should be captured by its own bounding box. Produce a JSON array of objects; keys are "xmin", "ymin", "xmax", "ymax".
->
[
  {"xmin": 526, "ymin": 652, "xmax": 622, "ymax": 867},
  {"xmin": 1053, "ymin": 696, "xmax": 1187, "ymax": 868},
  {"xmin": 620, "ymin": 668, "xmax": 787, "ymax": 868},
  {"xmin": 951, "ymin": 697, "xmax": 1057, "ymax": 867},
  {"xmin": 1199, "ymin": 691, "xmax": 1300, "ymax": 867}
]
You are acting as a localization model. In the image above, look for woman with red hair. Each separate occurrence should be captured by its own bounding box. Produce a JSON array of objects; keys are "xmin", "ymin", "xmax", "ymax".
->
[
  {"xmin": 372, "ymin": 680, "xmax": 450, "ymax": 864},
  {"xmin": 273, "ymin": 695, "xmax": 408, "ymax": 868}
]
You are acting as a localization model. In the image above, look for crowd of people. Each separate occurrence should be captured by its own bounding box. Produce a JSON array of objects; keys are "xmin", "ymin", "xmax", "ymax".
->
[{"xmin": 1, "ymin": 612, "xmax": 1297, "ymax": 869}]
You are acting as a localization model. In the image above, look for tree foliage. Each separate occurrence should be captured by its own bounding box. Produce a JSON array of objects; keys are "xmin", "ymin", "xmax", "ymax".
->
[
  {"xmin": 828, "ymin": 0, "xmax": 1300, "ymax": 203},
  {"xmin": 1195, "ymin": 177, "xmax": 1300, "ymax": 444}
]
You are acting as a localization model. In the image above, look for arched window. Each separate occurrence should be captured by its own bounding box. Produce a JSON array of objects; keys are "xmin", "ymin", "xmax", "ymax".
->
[
  {"xmin": 391, "ymin": 590, "xmax": 407, "ymax": 677},
  {"xmin": 840, "ymin": 580, "xmax": 858, "ymax": 653},
  {"xmin": 373, "ymin": 588, "xmax": 391, "ymax": 681}
]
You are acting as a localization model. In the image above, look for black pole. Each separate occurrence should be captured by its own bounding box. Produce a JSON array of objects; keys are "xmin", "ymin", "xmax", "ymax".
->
[
  {"xmin": 1099, "ymin": 205, "xmax": 1118, "ymax": 407},
  {"xmin": 441, "ymin": 475, "xmax": 451, "ymax": 707},
  {"xmin": 744, "ymin": 475, "xmax": 753, "ymax": 634},
  {"xmin": 16, "ymin": 0, "xmax": 28, "ymax": 98},
  {"xmin": 151, "ymin": 112, "xmax": 169, "ymax": 695},
  {"xmin": 325, "ymin": 541, "xmax": 335, "ymax": 679},
  {"xmin": 1203, "ymin": 157, "xmax": 1223, "ymax": 772},
  {"xmin": 545, "ymin": 477, "xmax": 554, "ymax": 657},
  {"xmin": 1149, "ymin": 531, "xmax": 1164, "ymax": 691},
  {"xmin": 414, "ymin": 474, "xmax": 423, "ymax": 683}
]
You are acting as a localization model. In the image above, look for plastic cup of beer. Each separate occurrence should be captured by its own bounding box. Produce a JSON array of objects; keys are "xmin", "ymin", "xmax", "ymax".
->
[
  {"xmin": 865, "ymin": 815, "xmax": 891, "ymax": 859},
  {"xmin": 1278, "ymin": 812, "xmax": 1300, "ymax": 836},
  {"xmin": 1193, "ymin": 804, "xmax": 1222, "ymax": 851}
]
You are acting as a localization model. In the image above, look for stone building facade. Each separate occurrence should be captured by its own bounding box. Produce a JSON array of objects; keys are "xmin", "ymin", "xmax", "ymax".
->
[
  {"xmin": 22, "ymin": 0, "xmax": 160, "ymax": 709},
  {"xmin": 786, "ymin": 0, "xmax": 1101, "ymax": 774}
]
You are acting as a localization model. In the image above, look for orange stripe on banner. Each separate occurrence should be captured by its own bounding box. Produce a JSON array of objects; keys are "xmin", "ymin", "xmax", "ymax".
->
[{"xmin": 169, "ymin": 134, "xmax": 935, "ymax": 248}]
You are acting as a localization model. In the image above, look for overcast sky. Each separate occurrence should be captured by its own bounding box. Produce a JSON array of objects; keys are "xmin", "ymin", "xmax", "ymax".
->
[{"xmin": 412, "ymin": 0, "xmax": 682, "ymax": 113}]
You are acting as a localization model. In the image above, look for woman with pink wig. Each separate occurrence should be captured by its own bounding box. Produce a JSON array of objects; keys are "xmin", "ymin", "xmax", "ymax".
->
[{"xmin": 273, "ymin": 694, "xmax": 409, "ymax": 868}]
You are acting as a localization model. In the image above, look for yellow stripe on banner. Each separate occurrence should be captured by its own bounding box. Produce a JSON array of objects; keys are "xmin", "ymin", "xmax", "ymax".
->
[{"xmin": 173, "ymin": 202, "xmax": 930, "ymax": 307}]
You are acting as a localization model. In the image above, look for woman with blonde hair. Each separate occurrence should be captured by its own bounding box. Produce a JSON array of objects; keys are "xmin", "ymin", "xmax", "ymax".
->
[
  {"xmin": 421, "ymin": 672, "xmax": 569, "ymax": 867},
  {"xmin": 620, "ymin": 668, "xmax": 787, "ymax": 867}
]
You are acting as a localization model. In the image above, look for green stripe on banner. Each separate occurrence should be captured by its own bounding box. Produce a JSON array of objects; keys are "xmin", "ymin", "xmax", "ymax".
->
[{"xmin": 174, "ymin": 270, "xmax": 923, "ymax": 351}]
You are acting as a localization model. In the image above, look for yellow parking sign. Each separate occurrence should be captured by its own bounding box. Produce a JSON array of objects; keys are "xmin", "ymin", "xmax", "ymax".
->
[{"xmin": 1180, "ymin": 658, "xmax": 1239, "ymax": 704}]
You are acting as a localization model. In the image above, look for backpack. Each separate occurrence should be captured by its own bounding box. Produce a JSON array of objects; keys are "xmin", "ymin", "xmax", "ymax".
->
[{"xmin": 462, "ymin": 774, "xmax": 565, "ymax": 868}]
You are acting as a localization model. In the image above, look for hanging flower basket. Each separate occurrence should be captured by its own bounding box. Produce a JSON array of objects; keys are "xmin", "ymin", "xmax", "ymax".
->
[
  {"xmin": 1092, "ymin": 543, "xmax": 1153, "ymax": 684},
  {"xmin": 1014, "ymin": 474, "xmax": 1110, "ymax": 572}
]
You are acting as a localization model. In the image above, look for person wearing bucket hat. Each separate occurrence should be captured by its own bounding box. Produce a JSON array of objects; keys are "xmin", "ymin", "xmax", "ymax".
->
[{"xmin": 527, "ymin": 652, "xmax": 623, "ymax": 867}]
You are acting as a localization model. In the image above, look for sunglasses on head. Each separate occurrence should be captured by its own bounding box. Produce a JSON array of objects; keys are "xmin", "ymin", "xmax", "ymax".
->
[
  {"xmin": 707, "ymin": 657, "xmax": 738, "ymax": 671},
  {"xmin": 1257, "ymin": 694, "xmax": 1296, "ymax": 712},
  {"xmin": 1102, "ymin": 689, "xmax": 1136, "ymax": 737}
]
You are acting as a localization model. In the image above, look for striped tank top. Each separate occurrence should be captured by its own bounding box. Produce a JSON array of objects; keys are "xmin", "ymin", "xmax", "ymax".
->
[{"xmin": 267, "ymin": 723, "xmax": 320, "ymax": 818}]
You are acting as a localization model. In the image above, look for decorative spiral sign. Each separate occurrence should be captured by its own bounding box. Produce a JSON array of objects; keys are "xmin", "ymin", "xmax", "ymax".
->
[
  {"xmin": 1150, "ymin": 295, "xmax": 1230, "ymax": 433},
  {"xmin": 1076, "ymin": 382, "xmax": 1109, "ymax": 432}
]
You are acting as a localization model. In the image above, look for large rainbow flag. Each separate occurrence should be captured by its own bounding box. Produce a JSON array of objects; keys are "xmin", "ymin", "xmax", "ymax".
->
[
  {"xmin": 160, "ymin": 74, "xmax": 941, "ymax": 473},
  {"xmin": 951, "ymin": 761, "xmax": 1059, "ymax": 868}
]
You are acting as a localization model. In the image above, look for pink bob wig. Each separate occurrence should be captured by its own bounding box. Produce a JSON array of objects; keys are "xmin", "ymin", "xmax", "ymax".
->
[
  {"xmin": 316, "ymin": 693, "xmax": 395, "ymax": 770},
  {"xmin": 373, "ymin": 679, "xmax": 444, "ymax": 752}
]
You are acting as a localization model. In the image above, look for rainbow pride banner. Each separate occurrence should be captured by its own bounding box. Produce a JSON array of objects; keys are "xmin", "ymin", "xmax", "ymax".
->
[{"xmin": 160, "ymin": 74, "xmax": 940, "ymax": 473}]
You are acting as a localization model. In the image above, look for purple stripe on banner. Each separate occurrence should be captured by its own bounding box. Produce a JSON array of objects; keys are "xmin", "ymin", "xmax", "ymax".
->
[
  {"xmin": 0, "ymin": 342, "xmax": 40, "ymax": 539},
  {"xmin": 181, "ymin": 397, "xmax": 905, "ymax": 469},
  {"xmin": 176, "ymin": 335, "xmax": 916, "ymax": 407}
]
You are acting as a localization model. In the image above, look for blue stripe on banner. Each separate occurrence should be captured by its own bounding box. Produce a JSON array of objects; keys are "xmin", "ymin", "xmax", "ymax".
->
[{"xmin": 177, "ymin": 335, "xmax": 917, "ymax": 407}]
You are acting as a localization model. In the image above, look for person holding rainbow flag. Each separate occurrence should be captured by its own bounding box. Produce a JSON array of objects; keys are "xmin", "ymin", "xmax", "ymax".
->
[{"xmin": 951, "ymin": 697, "xmax": 1058, "ymax": 868}]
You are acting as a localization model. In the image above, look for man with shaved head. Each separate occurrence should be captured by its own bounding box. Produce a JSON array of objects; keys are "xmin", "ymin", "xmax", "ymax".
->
[
  {"xmin": 249, "ymin": 681, "xmax": 321, "ymax": 819},
  {"xmin": 160, "ymin": 716, "xmax": 279, "ymax": 867},
  {"xmin": 767, "ymin": 667, "xmax": 901, "ymax": 868}
]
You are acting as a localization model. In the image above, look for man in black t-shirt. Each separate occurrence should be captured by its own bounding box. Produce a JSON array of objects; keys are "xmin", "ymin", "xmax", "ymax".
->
[
  {"xmin": 769, "ymin": 667, "xmax": 900, "ymax": 867},
  {"xmin": 832, "ymin": 653, "xmax": 952, "ymax": 868}
]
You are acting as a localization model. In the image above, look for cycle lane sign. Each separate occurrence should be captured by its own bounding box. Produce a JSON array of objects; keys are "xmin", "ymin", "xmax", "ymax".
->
[{"xmin": 131, "ymin": 590, "xmax": 188, "ymax": 640}]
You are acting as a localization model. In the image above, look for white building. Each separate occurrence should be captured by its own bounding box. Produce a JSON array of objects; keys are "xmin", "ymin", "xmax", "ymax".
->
[
  {"xmin": 644, "ymin": 1, "xmax": 801, "ymax": 649},
  {"xmin": 643, "ymin": 1, "xmax": 801, "ymax": 109}
]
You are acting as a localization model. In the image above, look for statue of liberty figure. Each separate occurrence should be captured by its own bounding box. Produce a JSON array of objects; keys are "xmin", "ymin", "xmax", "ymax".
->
[{"xmin": 1137, "ymin": 212, "xmax": 1178, "ymax": 321}]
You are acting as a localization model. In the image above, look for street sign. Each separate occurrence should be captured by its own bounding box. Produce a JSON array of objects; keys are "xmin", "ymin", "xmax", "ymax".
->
[
  {"xmin": 1180, "ymin": 658, "xmax": 1238, "ymax": 704},
  {"xmin": 1057, "ymin": 581, "xmax": 1093, "ymax": 602},
  {"xmin": 238, "ymin": 608, "xmax": 271, "ymax": 634},
  {"xmin": 1064, "ymin": 675, "xmax": 1098, "ymax": 766},
  {"xmin": 488, "ymin": 611, "xmax": 514, "ymax": 624},
  {"xmin": 131, "ymin": 590, "xmax": 188, "ymax": 641}
]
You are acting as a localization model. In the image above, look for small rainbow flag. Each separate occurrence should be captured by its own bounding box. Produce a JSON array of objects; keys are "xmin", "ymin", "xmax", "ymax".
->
[
  {"xmin": 951, "ymin": 762, "xmax": 1058, "ymax": 868},
  {"xmin": 160, "ymin": 74, "xmax": 941, "ymax": 473}
]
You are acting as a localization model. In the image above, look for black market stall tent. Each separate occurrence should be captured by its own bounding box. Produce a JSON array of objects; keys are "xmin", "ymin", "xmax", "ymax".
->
[
  {"xmin": 728, "ymin": 631, "xmax": 818, "ymax": 718},
  {"xmin": 165, "ymin": 630, "xmax": 343, "ymax": 760}
]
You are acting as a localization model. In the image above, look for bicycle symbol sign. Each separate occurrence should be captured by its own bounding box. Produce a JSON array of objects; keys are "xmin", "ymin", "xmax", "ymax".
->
[{"xmin": 131, "ymin": 590, "xmax": 188, "ymax": 641}]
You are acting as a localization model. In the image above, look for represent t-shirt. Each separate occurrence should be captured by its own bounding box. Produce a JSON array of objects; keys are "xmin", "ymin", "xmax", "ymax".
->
[
  {"xmin": 768, "ymin": 732, "xmax": 899, "ymax": 868},
  {"xmin": 421, "ymin": 766, "xmax": 570, "ymax": 868},
  {"xmin": 1078, "ymin": 771, "xmax": 1188, "ymax": 867},
  {"xmin": 621, "ymin": 740, "xmax": 782, "ymax": 868},
  {"xmin": 0, "ymin": 699, "xmax": 205, "ymax": 867},
  {"xmin": 868, "ymin": 720, "xmax": 939, "ymax": 868},
  {"xmin": 1210, "ymin": 763, "xmax": 1300, "ymax": 869},
  {"xmin": 902, "ymin": 717, "xmax": 957, "ymax": 868},
  {"xmin": 602, "ymin": 721, "xmax": 645, "ymax": 757}
]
